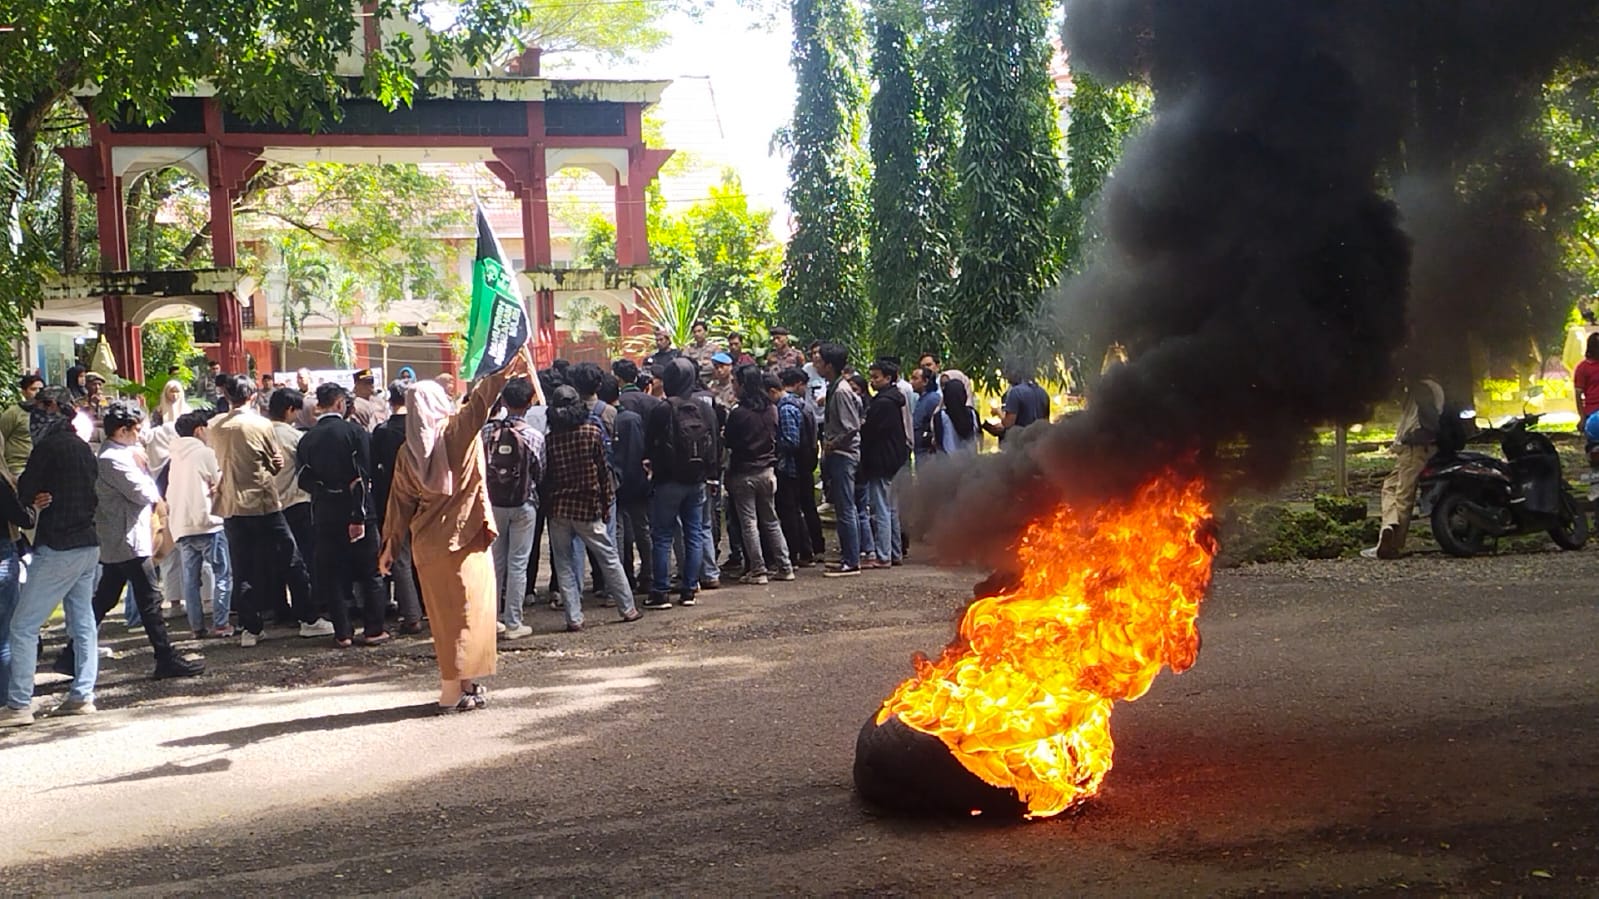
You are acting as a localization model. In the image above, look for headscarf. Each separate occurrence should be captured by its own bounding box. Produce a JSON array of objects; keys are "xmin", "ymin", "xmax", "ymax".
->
[
  {"xmin": 157, "ymin": 380, "xmax": 190, "ymax": 425},
  {"xmin": 941, "ymin": 378, "xmax": 978, "ymax": 441},
  {"xmin": 65, "ymin": 365, "xmax": 86, "ymax": 398},
  {"xmin": 404, "ymin": 379, "xmax": 456, "ymax": 495},
  {"xmin": 939, "ymin": 369, "xmax": 973, "ymax": 398}
]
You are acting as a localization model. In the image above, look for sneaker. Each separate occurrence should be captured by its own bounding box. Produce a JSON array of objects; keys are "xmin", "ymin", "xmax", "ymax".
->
[
  {"xmin": 1359, "ymin": 546, "xmax": 1379, "ymax": 560},
  {"xmin": 548, "ymin": 597, "xmax": 562, "ymax": 610},
  {"xmin": 641, "ymin": 594, "xmax": 673, "ymax": 610},
  {"xmin": 701, "ymin": 579, "xmax": 722, "ymax": 591},
  {"xmin": 0, "ymin": 706, "xmax": 34, "ymax": 728},
  {"xmin": 773, "ymin": 570, "xmax": 796, "ymax": 582},
  {"xmin": 152, "ymin": 657, "xmax": 204, "ymax": 680},
  {"xmin": 824, "ymin": 566, "xmax": 862, "ymax": 578},
  {"xmin": 565, "ymin": 621, "xmax": 584, "ymax": 633},
  {"xmin": 620, "ymin": 609, "xmax": 643, "ymax": 623},
  {"xmin": 795, "ymin": 558, "xmax": 816, "ymax": 569},
  {"xmin": 678, "ymin": 592, "xmax": 697, "ymax": 607},
  {"xmin": 209, "ymin": 624, "xmax": 236, "ymax": 639},
  {"xmin": 739, "ymin": 572, "xmax": 769, "ymax": 586},
  {"xmin": 1375, "ymin": 525, "xmax": 1403, "ymax": 560},
  {"xmin": 500, "ymin": 624, "xmax": 533, "ymax": 640},
  {"xmin": 240, "ymin": 630, "xmax": 262, "ymax": 648},
  {"xmin": 299, "ymin": 618, "xmax": 335, "ymax": 638},
  {"xmin": 891, "ymin": 558, "xmax": 903, "ymax": 567},
  {"xmin": 53, "ymin": 698, "xmax": 96, "ymax": 716},
  {"xmin": 399, "ymin": 618, "xmax": 424, "ymax": 635},
  {"xmin": 496, "ymin": 621, "xmax": 508, "ymax": 634}
]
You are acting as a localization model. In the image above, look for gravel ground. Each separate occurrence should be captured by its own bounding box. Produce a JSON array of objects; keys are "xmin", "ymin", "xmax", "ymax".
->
[{"xmin": 1, "ymin": 547, "xmax": 1596, "ymax": 895}]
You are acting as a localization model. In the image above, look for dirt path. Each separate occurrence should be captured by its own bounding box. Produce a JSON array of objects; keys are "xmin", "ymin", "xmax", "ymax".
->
[{"xmin": 2, "ymin": 551, "xmax": 1596, "ymax": 895}]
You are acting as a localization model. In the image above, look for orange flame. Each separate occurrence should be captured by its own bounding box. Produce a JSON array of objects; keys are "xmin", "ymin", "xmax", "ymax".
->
[{"xmin": 875, "ymin": 472, "xmax": 1216, "ymax": 818}]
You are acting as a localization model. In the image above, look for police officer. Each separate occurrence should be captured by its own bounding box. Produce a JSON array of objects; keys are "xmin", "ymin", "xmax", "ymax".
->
[
  {"xmin": 348, "ymin": 368, "xmax": 389, "ymax": 432},
  {"xmin": 296, "ymin": 382, "xmax": 391, "ymax": 647}
]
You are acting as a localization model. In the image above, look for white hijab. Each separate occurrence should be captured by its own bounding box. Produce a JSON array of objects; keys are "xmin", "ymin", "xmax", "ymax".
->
[{"xmin": 405, "ymin": 379, "xmax": 456, "ymax": 495}]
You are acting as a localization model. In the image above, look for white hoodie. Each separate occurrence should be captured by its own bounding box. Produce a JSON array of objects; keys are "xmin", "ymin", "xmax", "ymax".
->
[{"xmin": 167, "ymin": 435, "xmax": 224, "ymax": 539}]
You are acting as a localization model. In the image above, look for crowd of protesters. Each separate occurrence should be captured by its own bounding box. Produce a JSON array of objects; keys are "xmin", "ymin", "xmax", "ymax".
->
[{"xmin": 0, "ymin": 326, "xmax": 1049, "ymax": 722}]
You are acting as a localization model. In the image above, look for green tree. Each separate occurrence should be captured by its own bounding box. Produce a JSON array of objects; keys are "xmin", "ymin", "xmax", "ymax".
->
[
  {"xmin": 0, "ymin": 0, "xmax": 532, "ymax": 395},
  {"xmin": 241, "ymin": 162, "xmax": 470, "ymax": 354},
  {"xmin": 140, "ymin": 319, "xmax": 200, "ymax": 384},
  {"xmin": 778, "ymin": 0, "xmax": 872, "ymax": 350},
  {"xmin": 583, "ymin": 170, "xmax": 784, "ymax": 347},
  {"xmin": 1060, "ymin": 73, "xmax": 1152, "ymax": 274},
  {"xmin": 1546, "ymin": 64, "xmax": 1599, "ymax": 304},
  {"xmin": 945, "ymin": 0, "xmax": 1065, "ymax": 383},
  {"xmin": 866, "ymin": 0, "xmax": 957, "ymax": 363}
]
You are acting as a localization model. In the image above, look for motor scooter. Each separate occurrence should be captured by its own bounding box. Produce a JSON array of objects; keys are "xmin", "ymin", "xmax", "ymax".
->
[{"xmin": 1418, "ymin": 409, "xmax": 1587, "ymax": 557}]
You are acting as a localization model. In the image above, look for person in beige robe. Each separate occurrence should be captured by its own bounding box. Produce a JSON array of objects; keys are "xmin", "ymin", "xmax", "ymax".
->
[{"xmin": 380, "ymin": 349, "xmax": 531, "ymax": 712}]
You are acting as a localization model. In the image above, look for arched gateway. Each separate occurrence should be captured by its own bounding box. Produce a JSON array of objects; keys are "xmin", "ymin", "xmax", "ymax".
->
[{"xmin": 40, "ymin": 18, "xmax": 674, "ymax": 383}]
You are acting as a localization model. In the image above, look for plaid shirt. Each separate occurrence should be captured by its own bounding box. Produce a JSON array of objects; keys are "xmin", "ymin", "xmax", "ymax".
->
[{"xmin": 544, "ymin": 422, "xmax": 612, "ymax": 523}]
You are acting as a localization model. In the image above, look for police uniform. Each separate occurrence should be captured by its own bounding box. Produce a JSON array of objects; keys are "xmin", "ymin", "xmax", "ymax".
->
[{"xmin": 296, "ymin": 410, "xmax": 389, "ymax": 642}]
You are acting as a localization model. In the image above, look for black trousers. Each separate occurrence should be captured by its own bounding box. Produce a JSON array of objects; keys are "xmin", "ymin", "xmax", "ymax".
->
[
  {"xmin": 225, "ymin": 512, "xmax": 313, "ymax": 635},
  {"xmin": 797, "ymin": 463, "xmax": 825, "ymax": 556},
  {"xmin": 59, "ymin": 556, "xmax": 176, "ymax": 670},
  {"xmin": 388, "ymin": 533, "xmax": 423, "ymax": 622},
  {"xmin": 311, "ymin": 509, "xmax": 387, "ymax": 641},
  {"xmin": 280, "ymin": 502, "xmax": 320, "ymax": 623},
  {"xmin": 776, "ymin": 472, "xmax": 814, "ymax": 563}
]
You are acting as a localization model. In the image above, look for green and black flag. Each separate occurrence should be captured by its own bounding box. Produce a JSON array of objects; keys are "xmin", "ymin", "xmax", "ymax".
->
[{"xmin": 460, "ymin": 204, "xmax": 531, "ymax": 380}]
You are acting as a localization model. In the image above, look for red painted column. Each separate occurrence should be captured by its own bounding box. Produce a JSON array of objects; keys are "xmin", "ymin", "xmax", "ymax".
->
[
  {"xmin": 534, "ymin": 289, "xmax": 557, "ymax": 367},
  {"xmin": 100, "ymin": 296, "xmax": 143, "ymax": 381},
  {"xmin": 614, "ymin": 178, "xmax": 648, "ymax": 266},
  {"xmin": 526, "ymin": 104, "xmax": 552, "ymax": 267},
  {"xmin": 216, "ymin": 293, "xmax": 245, "ymax": 373}
]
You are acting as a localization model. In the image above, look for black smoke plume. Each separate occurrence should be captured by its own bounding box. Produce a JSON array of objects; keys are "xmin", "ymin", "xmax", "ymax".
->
[{"xmin": 905, "ymin": 0, "xmax": 1599, "ymax": 567}]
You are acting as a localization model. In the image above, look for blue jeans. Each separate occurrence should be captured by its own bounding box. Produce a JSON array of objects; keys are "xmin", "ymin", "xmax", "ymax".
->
[
  {"xmin": 0, "ymin": 539, "xmax": 19, "ymax": 692},
  {"xmin": 6, "ymin": 545, "xmax": 99, "ymax": 708},
  {"xmin": 549, "ymin": 516, "xmax": 638, "ymax": 627},
  {"xmin": 822, "ymin": 454, "xmax": 861, "ymax": 569},
  {"xmin": 178, "ymin": 531, "xmax": 232, "ymax": 632},
  {"xmin": 491, "ymin": 502, "xmax": 537, "ymax": 629},
  {"xmin": 700, "ymin": 483, "xmax": 722, "ymax": 582},
  {"xmin": 863, "ymin": 477, "xmax": 895, "ymax": 563},
  {"xmin": 651, "ymin": 480, "xmax": 706, "ymax": 596}
]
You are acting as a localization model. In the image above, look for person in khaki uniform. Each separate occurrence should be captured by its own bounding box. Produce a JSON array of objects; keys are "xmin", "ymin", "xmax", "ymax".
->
[
  {"xmin": 380, "ymin": 350, "xmax": 530, "ymax": 714},
  {"xmin": 1364, "ymin": 377, "xmax": 1445, "ymax": 560}
]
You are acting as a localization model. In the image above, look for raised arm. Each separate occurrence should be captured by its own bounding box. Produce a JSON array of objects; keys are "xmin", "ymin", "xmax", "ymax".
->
[{"xmin": 444, "ymin": 349, "xmax": 532, "ymax": 463}]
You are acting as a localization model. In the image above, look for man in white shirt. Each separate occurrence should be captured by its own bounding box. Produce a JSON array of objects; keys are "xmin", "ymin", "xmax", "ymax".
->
[{"xmin": 167, "ymin": 410, "xmax": 234, "ymax": 638}]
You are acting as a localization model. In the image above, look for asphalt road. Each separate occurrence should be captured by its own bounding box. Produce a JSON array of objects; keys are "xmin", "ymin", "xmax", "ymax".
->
[{"xmin": 2, "ymin": 549, "xmax": 1595, "ymax": 896}]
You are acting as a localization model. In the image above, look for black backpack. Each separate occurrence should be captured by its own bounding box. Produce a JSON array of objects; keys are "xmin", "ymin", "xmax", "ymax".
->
[
  {"xmin": 662, "ymin": 396, "xmax": 716, "ymax": 483},
  {"xmin": 794, "ymin": 403, "xmax": 819, "ymax": 473},
  {"xmin": 483, "ymin": 418, "xmax": 540, "ymax": 508}
]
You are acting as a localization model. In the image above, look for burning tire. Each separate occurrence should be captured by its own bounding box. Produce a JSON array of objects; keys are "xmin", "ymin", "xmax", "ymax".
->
[
  {"xmin": 853, "ymin": 714, "xmax": 1028, "ymax": 819},
  {"xmin": 1431, "ymin": 492, "xmax": 1488, "ymax": 557}
]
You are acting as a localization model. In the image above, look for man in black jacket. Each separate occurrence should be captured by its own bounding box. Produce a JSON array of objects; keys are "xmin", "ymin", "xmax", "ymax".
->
[
  {"xmin": 369, "ymin": 381, "xmax": 421, "ymax": 632},
  {"xmin": 297, "ymin": 383, "xmax": 390, "ymax": 647},
  {"xmin": 859, "ymin": 360, "xmax": 909, "ymax": 569},
  {"xmin": 4, "ymin": 387, "xmax": 100, "ymax": 725},
  {"xmin": 606, "ymin": 375, "xmax": 651, "ymax": 592}
]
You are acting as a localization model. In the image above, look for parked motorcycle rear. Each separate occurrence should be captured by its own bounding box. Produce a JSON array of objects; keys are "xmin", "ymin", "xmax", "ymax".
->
[{"xmin": 1418, "ymin": 406, "xmax": 1588, "ymax": 557}]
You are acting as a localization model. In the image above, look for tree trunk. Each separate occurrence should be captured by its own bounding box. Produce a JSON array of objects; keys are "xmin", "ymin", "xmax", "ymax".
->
[{"xmin": 60, "ymin": 163, "xmax": 78, "ymax": 272}]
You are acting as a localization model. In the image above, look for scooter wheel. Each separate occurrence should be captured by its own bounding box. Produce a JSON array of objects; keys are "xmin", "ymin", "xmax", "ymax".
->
[
  {"xmin": 1431, "ymin": 493, "xmax": 1488, "ymax": 557},
  {"xmin": 1549, "ymin": 492, "xmax": 1588, "ymax": 551}
]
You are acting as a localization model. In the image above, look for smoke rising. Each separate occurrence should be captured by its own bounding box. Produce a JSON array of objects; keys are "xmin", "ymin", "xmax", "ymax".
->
[{"xmin": 905, "ymin": 0, "xmax": 1599, "ymax": 568}]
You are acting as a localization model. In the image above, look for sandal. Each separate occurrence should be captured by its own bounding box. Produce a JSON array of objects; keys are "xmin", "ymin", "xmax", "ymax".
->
[
  {"xmin": 468, "ymin": 684, "xmax": 488, "ymax": 710},
  {"xmin": 435, "ymin": 695, "xmax": 475, "ymax": 716}
]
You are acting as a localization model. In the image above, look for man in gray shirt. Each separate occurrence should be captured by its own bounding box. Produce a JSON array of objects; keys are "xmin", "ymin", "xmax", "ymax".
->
[
  {"xmin": 62, "ymin": 401, "xmax": 204, "ymax": 681},
  {"xmin": 816, "ymin": 343, "xmax": 862, "ymax": 577}
]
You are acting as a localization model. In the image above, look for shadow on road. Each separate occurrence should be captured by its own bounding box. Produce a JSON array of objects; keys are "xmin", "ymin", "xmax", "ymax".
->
[{"xmin": 161, "ymin": 702, "xmax": 441, "ymax": 750}]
